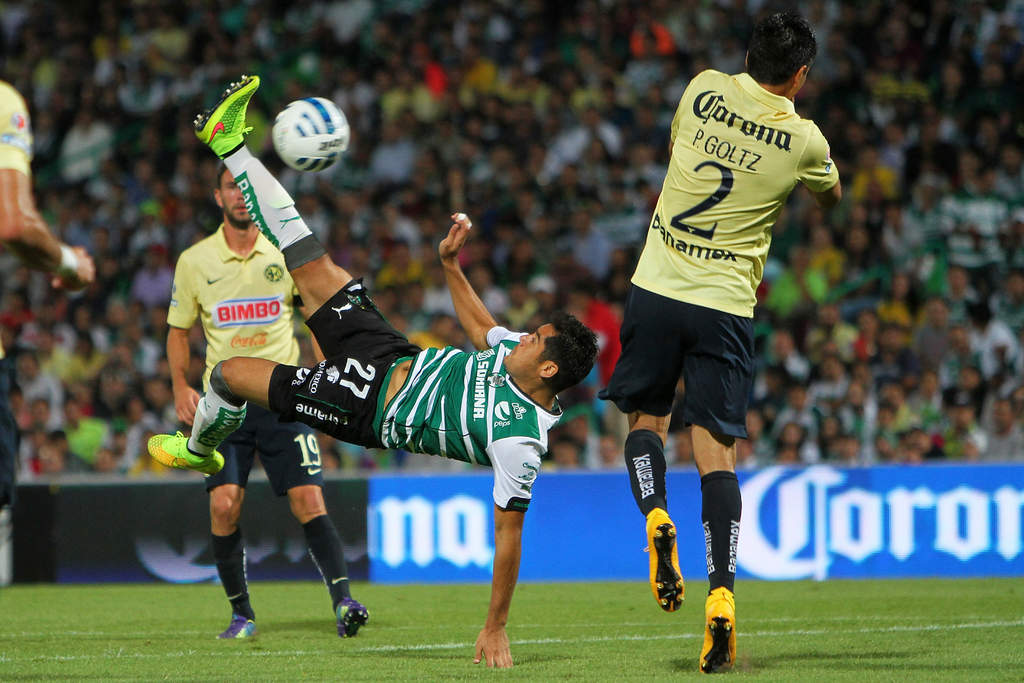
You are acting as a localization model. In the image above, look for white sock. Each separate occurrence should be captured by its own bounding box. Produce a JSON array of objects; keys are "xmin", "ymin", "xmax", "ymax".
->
[
  {"xmin": 222, "ymin": 147, "xmax": 313, "ymax": 250},
  {"xmin": 187, "ymin": 392, "xmax": 247, "ymax": 456}
]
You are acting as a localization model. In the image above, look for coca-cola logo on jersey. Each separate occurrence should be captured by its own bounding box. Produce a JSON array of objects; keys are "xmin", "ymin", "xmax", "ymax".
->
[{"xmin": 213, "ymin": 296, "xmax": 283, "ymax": 328}]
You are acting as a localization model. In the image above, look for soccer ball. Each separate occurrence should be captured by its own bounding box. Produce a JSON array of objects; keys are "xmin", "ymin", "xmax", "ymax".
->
[{"xmin": 272, "ymin": 97, "xmax": 350, "ymax": 172}]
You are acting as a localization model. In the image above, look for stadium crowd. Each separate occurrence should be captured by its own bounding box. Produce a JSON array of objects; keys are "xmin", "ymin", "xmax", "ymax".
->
[{"xmin": 1, "ymin": 0, "xmax": 1023, "ymax": 481}]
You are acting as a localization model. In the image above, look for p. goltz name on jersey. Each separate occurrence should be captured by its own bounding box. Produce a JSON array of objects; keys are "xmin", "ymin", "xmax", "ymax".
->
[{"xmin": 213, "ymin": 295, "xmax": 284, "ymax": 328}]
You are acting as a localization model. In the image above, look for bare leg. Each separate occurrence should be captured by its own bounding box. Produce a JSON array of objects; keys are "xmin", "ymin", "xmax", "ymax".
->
[
  {"xmin": 288, "ymin": 255, "xmax": 356, "ymax": 316},
  {"xmin": 210, "ymin": 484, "xmax": 245, "ymax": 536},
  {"xmin": 218, "ymin": 357, "xmax": 279, "ymax": 409},
  {"xmin": 690, "ymin": 425, "xmax": 736, "ymax": 476}
]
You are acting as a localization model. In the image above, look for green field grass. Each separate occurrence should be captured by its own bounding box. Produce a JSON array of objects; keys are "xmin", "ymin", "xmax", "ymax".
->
[{"xmin": 1, "ymin": 578, "xmax": 1022, "ymax": 680}]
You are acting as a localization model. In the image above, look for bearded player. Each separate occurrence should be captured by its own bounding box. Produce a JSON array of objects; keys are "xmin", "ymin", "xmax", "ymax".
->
[
  {"xmin": 149, "ymin": 75, "xmax": 597, "ymax": 668},
  {"xmin": 599, "ymin": 12, "xmax": 841, "ymax": 673}
]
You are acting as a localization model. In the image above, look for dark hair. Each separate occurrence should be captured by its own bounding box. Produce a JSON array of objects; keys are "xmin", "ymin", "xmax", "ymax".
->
[
  {"xmin": 540, "ymin": 311, "xmax": 598, "ymax": 394},
  {"xmin": 215, "ymin": 161, "xmax": 232, "ymax": 188},
  {"xmin": 746, "ymin": 12, "xmax": 817, "ymax": 85}
]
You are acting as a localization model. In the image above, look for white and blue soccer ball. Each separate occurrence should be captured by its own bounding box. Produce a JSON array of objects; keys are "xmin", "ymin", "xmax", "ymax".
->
[{"xmin": 272, "ymin": 97, "xmax": 350, "ymax": 172}]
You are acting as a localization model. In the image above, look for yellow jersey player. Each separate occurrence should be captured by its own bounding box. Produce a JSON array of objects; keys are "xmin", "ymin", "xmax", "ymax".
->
[
  {"xmin": 599, "ymin": 12, "xmax": 841, "ymax": 673},
  {"xmin": 164, "ymin": 165, "xmax": 368, "ymax": 639},
  {"xmin": 0, "ymin": 81, "xmax": 94, "ymax": 523}
]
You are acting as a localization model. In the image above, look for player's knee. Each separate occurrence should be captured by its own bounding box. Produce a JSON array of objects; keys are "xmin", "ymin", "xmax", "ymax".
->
[
  {"xmin": 209, "ymin": 489, "xmax": 242, "ymax": 525},
  {"xmin": 211, "ymin": 361, "xmax": 242, "ymax": 402},
  {"xmin": 288, "ymin": 485, "xmax": 326, "ymax": 522}
]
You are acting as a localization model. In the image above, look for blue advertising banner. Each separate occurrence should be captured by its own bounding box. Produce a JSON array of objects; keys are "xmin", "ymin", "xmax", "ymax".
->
[{"xmin": 368, "ymin": 465, "xmax": 1024, "ymax": 583}]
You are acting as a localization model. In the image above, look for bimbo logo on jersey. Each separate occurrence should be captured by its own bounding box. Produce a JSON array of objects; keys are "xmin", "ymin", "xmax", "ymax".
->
[
  {"xmin": 213, "ymin": 295, "xmax": 283, "ymax": 328},
  {"xmin": 739, "ymin": 466, "xmax": 1024, "ymax": 580}
]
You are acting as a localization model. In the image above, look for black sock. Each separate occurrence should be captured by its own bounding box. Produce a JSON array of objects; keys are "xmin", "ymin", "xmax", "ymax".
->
[
  {"xmin": 624, "ymin": 429, "xmax": 667, "ymax": 516},
  {"xmin": 212, "ymin": 528, "xmax": 254, "ymax": 620},
  {"xmin": 701, "ymin": 470, "xmax": 742, "ymax": 593},
  {"xmin": 303, "ymin": 514, "xmax": 351, "ymax": 609}
]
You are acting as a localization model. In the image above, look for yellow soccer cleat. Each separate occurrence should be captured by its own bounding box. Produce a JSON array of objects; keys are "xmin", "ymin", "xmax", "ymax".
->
[
  {"xmin": 193, "ymin": 75, "xmax": 260, "ymax": 157},
  {"xmin": 148, "ymin": 431, "xmax": 224, "ymax": 476},
  {"xmin": 699, "ymin": 586, "xmax": 736, "ymax": 674},
  {"xmin": 646, "ymin": 508, "xmax": 684, "ymax": 612}
]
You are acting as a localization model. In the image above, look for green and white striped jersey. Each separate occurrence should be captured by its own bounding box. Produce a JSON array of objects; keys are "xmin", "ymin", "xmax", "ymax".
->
[{"xmin": 373, "ymin": 327, "xmax": 562, "ymax": 511}]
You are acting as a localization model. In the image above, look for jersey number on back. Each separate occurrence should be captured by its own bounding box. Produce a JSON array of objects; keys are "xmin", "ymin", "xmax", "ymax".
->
[{"xmin": 670, "ymin": 161, "xmax": 734, "ymax": 241}]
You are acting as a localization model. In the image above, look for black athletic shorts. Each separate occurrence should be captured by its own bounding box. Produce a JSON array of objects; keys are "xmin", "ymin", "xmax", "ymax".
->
[
  {"xmin": 599, "ymin": 285, "xmax": 753, "ymax": 438},
  {"xmin": 267, "ymin": 279, "xmax": 421, "ymax": 448},
  {"xmin": 205, "ymin": 404, "xmax": 322, "ymax": 497},
  {"xmin": 0, "ymin": 357, "xmax": 16, "ymax": 508}
]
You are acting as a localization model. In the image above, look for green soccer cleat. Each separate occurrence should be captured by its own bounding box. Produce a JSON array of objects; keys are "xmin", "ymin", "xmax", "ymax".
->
[
  {"xmin": 148, "ymin": 431, "xmax": 224, "ymax": 475},
  {"xmin": 194, "ymin": 75, "xmax": 260, "ymax": 157}
]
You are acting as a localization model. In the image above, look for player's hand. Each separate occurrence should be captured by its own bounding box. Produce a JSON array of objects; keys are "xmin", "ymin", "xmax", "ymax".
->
[
  {"xmin": 474, "ymin": 625, "xmax": 513, "ymax": 669},
  {"xmin": 438, "ymin": 212, "xmax": 472, "ymax": 264},
  {"xmin": 51, "ymin": 247, "xmax": 95, "ymax": 291},
  {"xmin": 174, "ymin": 385, "xmax": 201, "ymax": 426}
]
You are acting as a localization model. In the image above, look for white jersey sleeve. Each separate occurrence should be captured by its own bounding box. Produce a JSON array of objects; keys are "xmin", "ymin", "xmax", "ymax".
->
[
  {"xmin": 486, "ymin": 326, "xmax": 525, "ymax": 347},
  {"xmin": 486, "ymin": 436, "xmax": 543, "ymax": 511}
]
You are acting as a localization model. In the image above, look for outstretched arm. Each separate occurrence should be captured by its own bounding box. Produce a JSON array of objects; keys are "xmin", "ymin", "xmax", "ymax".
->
[
  {"xmin": 474, "ymin": 505, "xmax": 524, "ymax": 669},
  {"xmin": 439, "ymin": 212, "xmax": 498, "ymax": 350},
  {"xmin": 167, "ymin": 325, "xmax": 200, "ymax": 425},
  {"xmin": 0, "ymin": 169, "xmax": 94, "ymax": 289}
]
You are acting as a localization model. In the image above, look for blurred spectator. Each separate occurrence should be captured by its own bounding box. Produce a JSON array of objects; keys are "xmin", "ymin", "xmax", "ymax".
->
[
  {"xmin": 805, "ymin": 303, "xmax": 858, "ymax": 364},
  {"xmin": 765, "ymin": 246, "xmax": 828, "ymax": 327},
  {"xmin": 940, "ymin": 391, "xmax": 987, "ymax": 461},
  {"xmin": 914, "ymin": 297, "xmax": 952, "ymax": 371},
  {"xmin": 130, "ymin": 245, "xmax": 174, "ymax": 309},
  {"xmin": 15, "ymin": 351, "xmax": 63, "ymax": 425},
  {"xmin": 62, "ymin": 397, "xmax": 112, "ymax": 470}
]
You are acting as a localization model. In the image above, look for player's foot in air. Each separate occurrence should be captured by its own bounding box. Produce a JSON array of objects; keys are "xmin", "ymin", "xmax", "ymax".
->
[
  {"xmin": 336, "ymin": 597, "xmax": 369, "ymax": 638},
  {"xmin": 218, "ymin": 614, "xmax": 257, "ymax": 639},
  {"xmin": 699, "ymin": 587, "xmax": 736, "ymax": 673},
  {"xmin": 148, "ymin": 432, "xmax": 225, "ymax": 475},
  {"xmin": 194, "ymin": 75, "xmax": 260, "ymax": 157},
  {"xmin": 646, "ymin": 508, "xmax": 684, "ymax": 612}
]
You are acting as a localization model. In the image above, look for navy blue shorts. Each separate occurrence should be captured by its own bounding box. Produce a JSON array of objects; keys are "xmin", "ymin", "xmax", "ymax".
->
[
  {"xmin": 599, "ymin": 285, "xmax": 753, "ymax": 438},
  {"xmin": 0, "ymin": 357, "xmax": 15, "ymax": 508},
  {"xmin": 205, "ymin": 403, "xmax": 323, "ymax": 497}
]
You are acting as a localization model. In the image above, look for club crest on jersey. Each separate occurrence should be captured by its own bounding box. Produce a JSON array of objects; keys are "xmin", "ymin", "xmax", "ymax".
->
[
  {"xmin": 487, "ymin": 373, "xmax": 506, "ymax": 388},
  {"xmin": 292, "ymin": 368, "xmax": 311, "ymax": 386},
  {"xmin": 213, "ymin": 295, "xmax": 283, "ymax": 327},
  {"xmin": 264, "ymin": 264, "xmax": 284, "ymax": 282}
]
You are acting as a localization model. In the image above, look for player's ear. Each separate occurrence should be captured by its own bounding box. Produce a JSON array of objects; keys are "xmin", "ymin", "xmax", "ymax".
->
[
  {"xmin": 538, "ymin": 359, "xmax": 558, "ymax": 380},
  {"xmin": 214, "ymin": 188, "xmax": 223, "ymax": 210}
]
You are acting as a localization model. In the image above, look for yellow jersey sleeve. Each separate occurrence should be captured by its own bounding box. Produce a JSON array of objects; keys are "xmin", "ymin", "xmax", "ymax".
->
[
  {"xmin": 168, "ymin": 256, "xmax": 200, "ymax": 329},
  {"xmin": 0, "ymin": 81, "xmax": 32, "ymax": 176},
  {"xmin": 631, "ymin": 70, "xmax": 839, "ymax": 318},
  {"xmin": 797, "ymin": 124, "xmax": 839, "ymax": 193}
]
